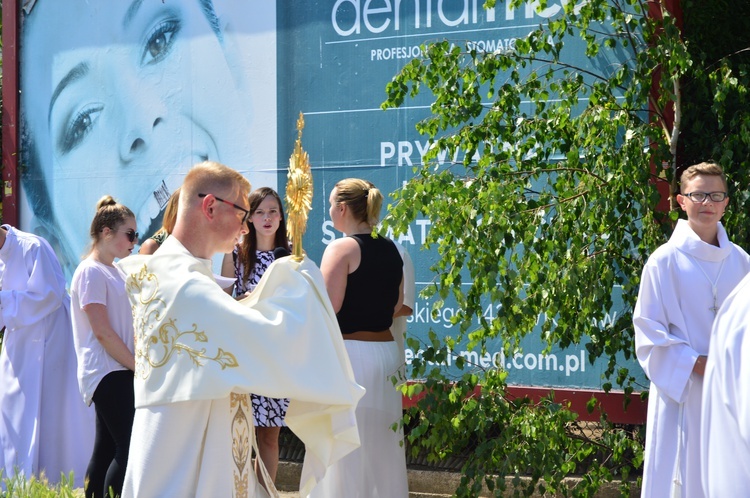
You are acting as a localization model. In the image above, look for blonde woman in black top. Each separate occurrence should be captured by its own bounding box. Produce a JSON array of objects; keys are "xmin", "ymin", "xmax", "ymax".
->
[{"xmin": 313, "ymin": 178, "xmax": 408, "ymax": 497}]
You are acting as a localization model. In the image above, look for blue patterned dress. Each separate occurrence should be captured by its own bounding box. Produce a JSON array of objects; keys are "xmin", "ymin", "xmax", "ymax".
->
[{"xmin": 233, "ymin": 249, "xmax": 290, "ymax": 427}]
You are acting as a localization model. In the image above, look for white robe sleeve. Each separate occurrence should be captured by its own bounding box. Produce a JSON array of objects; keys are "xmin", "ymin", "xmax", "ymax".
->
[
  {"xmin": 707, "ymin": 279, "xmax": 750, "ymax": 441},
  {"xmin": 634, "ymin": 259, "xmax": 698, "ymax": 403},
  {"xmin": 719, "ymin": 324, "xmax": 750, "ymax": 443},
  {"xmin": 0, "ymin": 242, "xmax": 66, "ymax": 332},
  {"xmin": 702, "ymin": 276, "xmax": 750, "ymax": 495}
]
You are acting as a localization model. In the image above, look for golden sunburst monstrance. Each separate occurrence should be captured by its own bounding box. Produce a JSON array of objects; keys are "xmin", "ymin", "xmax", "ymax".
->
[{"xmin": 285, "ymin": 112, "xmax": 313, "ymax": 261}]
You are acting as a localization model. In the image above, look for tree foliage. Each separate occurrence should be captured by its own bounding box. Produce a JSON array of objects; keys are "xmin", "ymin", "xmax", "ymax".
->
[
  {"xmin": 381, "ymin": 0, "xmax": 750, "ymax": 496},
  {"xmin": 679, "ymin": 0, "xmax": 750, "ymax": 246}
]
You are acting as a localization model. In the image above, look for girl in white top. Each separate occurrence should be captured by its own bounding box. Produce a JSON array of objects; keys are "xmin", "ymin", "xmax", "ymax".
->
[{"xmin": 70, "ymin": 195, "xmax": 137, "ymax": 498}]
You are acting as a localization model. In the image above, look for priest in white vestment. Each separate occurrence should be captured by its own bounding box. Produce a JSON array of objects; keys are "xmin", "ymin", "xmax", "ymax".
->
[
  {"xmin": 118, "ymin": 162, "xmax": 364, "ymax": 498},
  {"xmin": 0, "ymin": 225, "xmax": 95, "ymax": 487},
  {"xmin": 701, "ymin": 271, "xmax": 750, "ymax": 496},
  {"xmin": 633, "ymin": 163, "xmax": 750, "ymax": 498}
]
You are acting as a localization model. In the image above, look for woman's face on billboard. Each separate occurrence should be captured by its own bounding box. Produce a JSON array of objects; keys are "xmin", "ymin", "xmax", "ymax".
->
[{"xmin": 22, "ymin": 0, "xmax": 253, "ymax": 257}]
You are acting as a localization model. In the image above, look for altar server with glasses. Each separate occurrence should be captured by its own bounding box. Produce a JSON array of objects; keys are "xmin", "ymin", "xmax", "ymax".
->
[{"xmin": 634, "ymin": 162, "xmax": 750, "ymax": 498}]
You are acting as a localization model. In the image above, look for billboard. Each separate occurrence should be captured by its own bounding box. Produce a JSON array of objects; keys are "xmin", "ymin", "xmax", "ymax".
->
[
  {"xmin": 17, "ymin": 0, "xmax": 645, "ymax": 391},
  {"xmin": 275, "ymin": 0, "xmax": 643, "ymax": 390},
  {"xmin": 18, "ymin": 0, "xmax": 277, "ymax": 279}
]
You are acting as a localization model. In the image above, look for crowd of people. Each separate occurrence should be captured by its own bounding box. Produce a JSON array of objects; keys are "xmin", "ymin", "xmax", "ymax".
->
[
  {"xmin": 0, "ymin": 161, "xmax": 415, "ymax": 497},
  {"xmin": 6, "ymin": 158, "xmax": 750, "ymax": 497}
]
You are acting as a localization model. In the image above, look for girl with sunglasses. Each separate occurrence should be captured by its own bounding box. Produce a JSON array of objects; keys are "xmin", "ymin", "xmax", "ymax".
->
[{"xmin": 70, "ymin": 195, "xmax": 137, "ymax": 498}]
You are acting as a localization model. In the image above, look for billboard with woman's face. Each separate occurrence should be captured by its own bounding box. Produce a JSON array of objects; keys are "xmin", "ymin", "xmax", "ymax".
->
[
  {"xmin": 16, "ymin": 0, "xmax": 645, "ymax": 393},
  {"xmin": 19, "ymin": 0, "xmax": 277, "ymax": 279}
]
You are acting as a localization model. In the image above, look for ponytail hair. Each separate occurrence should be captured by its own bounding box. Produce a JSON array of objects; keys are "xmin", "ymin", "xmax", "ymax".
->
[
  {"xmin": 89, "ymin": 195, "xmax": 135, "ymax": 248},
  {"xmin": 333, "ymin": 178, "xmax": 383, "ymax": 227}
]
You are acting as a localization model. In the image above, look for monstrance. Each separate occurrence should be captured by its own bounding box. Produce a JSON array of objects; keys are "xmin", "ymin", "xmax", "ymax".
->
[{"xmin": 285, "ymin": 112, "xmax": 313, "ymax": 262}]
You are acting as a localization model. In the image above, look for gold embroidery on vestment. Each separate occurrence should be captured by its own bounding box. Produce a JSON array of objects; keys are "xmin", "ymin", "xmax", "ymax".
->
[
  {"xmin": 231, "ymin": 393, "xmax": 251, "ymax": 498},
  {"xmin": 126, "ymin": 263, "xmax": 239, "ymax": 380}
]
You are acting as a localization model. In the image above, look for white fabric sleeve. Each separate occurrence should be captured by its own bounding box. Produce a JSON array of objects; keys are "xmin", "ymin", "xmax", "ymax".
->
[
  {"xmin": 634, "ymin": 261, "xmax": 697, "ymax": 403},
  {"xmin": 1, "ymin": 242, "xmax": 67, "ymax": 331},
  {"xmin": 76, "ymin": 264, "xmax": 109, "ymax": 309}
]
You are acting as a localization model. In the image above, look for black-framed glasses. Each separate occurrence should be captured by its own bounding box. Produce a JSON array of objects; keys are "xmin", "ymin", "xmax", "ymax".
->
[
  {"xmin": 198, "ymin": 193, "xmax": 250, "ymax": 224},
  {"xmin": 684, "ymin": 191, "xmax": 728, "ymax": 203},
  {"xmin": 117, "ymin": 229, "xmax": 139, "ymax": 243}
]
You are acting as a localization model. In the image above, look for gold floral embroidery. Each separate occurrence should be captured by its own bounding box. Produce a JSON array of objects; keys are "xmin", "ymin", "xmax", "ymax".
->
[
  {"xmin": 231, "ymin": 393, "xmax": 251, "ymax": 498},
  {"xmin": 126, "ymin": 263, "xmax": 239, "ymax": 380}
]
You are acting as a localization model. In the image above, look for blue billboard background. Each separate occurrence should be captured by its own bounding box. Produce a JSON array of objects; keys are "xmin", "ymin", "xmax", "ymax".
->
[
  {"xmin": 276, "ymin": 1, "xmax": 646, "ymax": 389},
  {"xmin": 16, "ymin": 0, "xmax": 646, "ymax": 390}
]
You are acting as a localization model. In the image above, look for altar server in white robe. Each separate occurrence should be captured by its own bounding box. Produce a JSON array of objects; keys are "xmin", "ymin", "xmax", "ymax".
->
[
  {"xmin": 701, "ymin": 270, "xmax": 750, "ymax": 496},
  {"xmin": 0, "ymin": 225, "xmax": 94, "ymax": 486},
  {"xmin": 118, "ymin": 161, "xmax": 364, "ymax": 498},
  {"xmin": 634, "ymin": 162, "xmax": 750, "ymax": 498}
]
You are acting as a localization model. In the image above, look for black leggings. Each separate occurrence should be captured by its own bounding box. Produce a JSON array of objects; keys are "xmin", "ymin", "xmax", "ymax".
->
[{"xmin": 86, "ymin": 370, "xmax": 135, "ymax": 498}]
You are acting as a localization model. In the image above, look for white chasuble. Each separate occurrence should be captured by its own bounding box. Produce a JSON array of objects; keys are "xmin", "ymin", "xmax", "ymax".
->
[
  {"xmin": 634, "ymin": 220, "xmax": 750, "ymax": 498},
  {"xmin": 0, "ymin": 226, "xmax": 94, "ymax": 487},
  {"xmin": 118, "ymin": 236, "xmax": 364, "ymax": 498}
]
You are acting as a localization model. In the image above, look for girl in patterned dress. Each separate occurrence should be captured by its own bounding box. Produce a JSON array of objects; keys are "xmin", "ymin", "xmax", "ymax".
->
[{"xmin": 221, "ymin": 187, "xmax": 291, "ymax": 485}]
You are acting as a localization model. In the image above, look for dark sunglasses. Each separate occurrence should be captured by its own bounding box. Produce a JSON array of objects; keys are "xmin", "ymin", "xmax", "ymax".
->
[{"xmin": 117, "ymin": 229, "xmax": 139, "ymax": 243}]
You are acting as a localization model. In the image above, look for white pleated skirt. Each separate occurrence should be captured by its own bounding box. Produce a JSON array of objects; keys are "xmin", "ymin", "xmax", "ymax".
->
[{"xmin": 308, "ymin": 339, "xmax": 408, "ymax": 498}]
